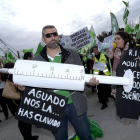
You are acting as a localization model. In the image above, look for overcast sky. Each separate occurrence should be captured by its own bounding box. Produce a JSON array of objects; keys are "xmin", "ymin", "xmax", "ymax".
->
[{"xmin": 0, "ymin": 0, "xmax": 140, "ymax": 53}]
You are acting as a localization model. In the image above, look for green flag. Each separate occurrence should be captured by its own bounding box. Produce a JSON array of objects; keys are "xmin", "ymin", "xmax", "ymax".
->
[
  {"xmin": 4, "ymin": 53, "xmax": 7, "ymax": 64},
  {"xmin": 122, "ymin": 1, "xmax": 129, "ymax": 25},
  {"xmin": 89, "ymin": 25, "xmax": 98, "ymax": 43},
  {"xmin": 122, "ymin": 1, "xmax": 129, "ymax": 7},
  {"xmin": 8, "ymin": 52, "xmax": 15, "ymax": 62},
  {"xmin": 77, "ymin": 48, "xmax": 82, "ymax": 54},
  {"xmin": 34, "ymin": 42, "xmax": 44, "ymax": 56},
  {"xmin": 110, "ymin": 12, "xmax": 119, "ymax": 36},
  {"xmin": 131, "ymin": 20, "xmax": 137, "ymax": 34},
  {"xmin": 86, "ymin": 25, "xmax": 99, "ymax": 51},
  {"xmin": 136, "ymin": 17, "xmax": 140, "ymax": 39},
  {"xmin": 124, "ymin": 24, "xmax": 131, "ymax": 34},
  {"xmin": 135, "ymin": 24, "xmax": 139, "ymax": 33},
  {"xmin": 123, "ymin": 8, "xmax": 129, "ymax": 25},
  {"xmin": 22, "ymin": 48, "xmax": 33, "ymax": 54},
  {"xmin": 80, "ymin": 47, "xmax": 87, "ymax": 55},
  {"xmin": 137, "ymin": 30, "xmax": 140, "ymax": 39},
  {"xmin": 4, "ymin": 52, "xmax": 15, "ymax": 63},
  {"xmin": 89, "ymin": 30, "xmax": 96, "ymax": 39}
]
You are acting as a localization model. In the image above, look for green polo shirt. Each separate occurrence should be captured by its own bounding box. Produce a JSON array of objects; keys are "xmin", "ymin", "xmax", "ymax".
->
[{"xmin": 48, "ymin": 53, "xmax": 72, "ymax": 104}]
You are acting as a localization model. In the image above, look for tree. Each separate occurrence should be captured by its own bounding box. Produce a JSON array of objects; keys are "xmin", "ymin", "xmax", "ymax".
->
[
  {"xmin": 97, "ymin": 31, "xmax": 112, "ymax": 42},
  {"xmin": 97, "ymin": 28, "xmax": 125, "ymax": 42}
]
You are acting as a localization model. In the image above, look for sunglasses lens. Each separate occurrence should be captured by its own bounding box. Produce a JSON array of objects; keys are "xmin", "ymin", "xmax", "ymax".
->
[
  {"xmin": 45, "ymin": 34, "xmax": 51, "ymax": 38},
  {"xmin": 45, "ymin": 32, "xmax": 58, "ymax": 38},
  {"xmin": 53, "ymin": 32, "xmax": 58, "ymax": 37}
]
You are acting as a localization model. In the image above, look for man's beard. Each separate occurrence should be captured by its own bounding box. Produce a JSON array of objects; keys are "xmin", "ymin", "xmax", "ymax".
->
[{"xmin": 47, "ymin": 40, "xmax": 58, "ymax": 49}]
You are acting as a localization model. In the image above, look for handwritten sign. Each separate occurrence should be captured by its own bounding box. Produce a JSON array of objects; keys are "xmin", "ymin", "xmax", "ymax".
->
[
  {"xmin": 15, "ymin": 87, "xmax": 68, "ymax": 132},
  {"xmin": 58, "ymin": 27, "xmax": 93, "ymax": 50},
  {"xmin": 69, "ymin": 27, "xmax": 93, "ymax": 50},
  {"xmin": 116, "ymin": 48, "xmax": 140, "ymax": 119}
]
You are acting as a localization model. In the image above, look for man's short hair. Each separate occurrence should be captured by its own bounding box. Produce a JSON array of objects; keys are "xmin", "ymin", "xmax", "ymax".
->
[
  {"xmin": 42, "ymin": 25, "xmax": 57, "ymax": 37},
  {"xmin": 23, "ymin": 52, "xmax": 32, "ymax": 60}
]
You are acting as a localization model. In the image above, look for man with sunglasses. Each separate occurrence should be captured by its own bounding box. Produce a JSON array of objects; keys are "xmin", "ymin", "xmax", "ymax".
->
[{"xmin": 17, "ymin": 25, "xmax": 98, "ymax": 140}]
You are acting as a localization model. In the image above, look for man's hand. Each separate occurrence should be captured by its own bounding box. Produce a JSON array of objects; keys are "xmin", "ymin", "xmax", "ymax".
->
[
  {"xmin": 14, "ymin": 84, "xmax": 25, "ymax": 91},
  {"xmin": 87, "ymin": 77, "xmax": 99, "ymax": 86}
]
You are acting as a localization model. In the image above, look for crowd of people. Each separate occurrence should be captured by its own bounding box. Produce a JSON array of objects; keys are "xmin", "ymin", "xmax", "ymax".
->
[
  {"xmin": 0, "ymin": 25, "xmax": 140, "ymax": 140},
  {"xmin": 80, "ymin": 32, "xmax": 140, "ymax": 110}
]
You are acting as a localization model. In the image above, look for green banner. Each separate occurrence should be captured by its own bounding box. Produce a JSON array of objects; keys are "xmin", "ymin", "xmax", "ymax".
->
[
  {"xmin": 122, "ymin": 1, "xmax": 129, "ymax": 25},
  {"xmin": 110, "ymin": 12, "xmax": 119, "ymax": 36},
  {"xmin": 34, "ymin": 42, "xmax": 44, "ymax": 56},
  {"xmin": 22, "ymin": 48, "xmax": 33, "ymax": 54},
  {"xmin": 124, "ymin": 24, "xmax": 131, "ymax": 34},
  {"xmin": 4, "ymin": 52, "xmax": 15, "ymax": 64},
  {"xmin": 137, "ymin": 30, "xmax": 140, "ymax": 39},
  {"xmin": 122, "ymin": 1, "xmax": 129, "ymax": 7}
]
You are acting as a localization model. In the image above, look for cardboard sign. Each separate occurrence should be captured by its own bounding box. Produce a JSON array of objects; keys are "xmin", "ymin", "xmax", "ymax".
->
[
  {"xmin": 93, "ymin": 62, "xmax": 105, "ymax": 71},
  {"xmin": 59, "ymin": 34, "xmax": 66, "ymax": 48},
  {"xmin": 58, "ymin": 27, "xmax": 93, "ymax": 50},
  {"xmin": 69, "ymin": 27, "xmax": 93, "ymax": 50},
  {"xmin": 116, "ymin": 48, "xmax": 140, "ymax": 119},
  {"xmin": 15, "ymin": 87, "xmax": 68, "ymax": 132}
]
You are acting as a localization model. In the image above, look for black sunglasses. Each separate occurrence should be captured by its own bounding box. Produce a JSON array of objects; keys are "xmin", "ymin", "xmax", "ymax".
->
[{"xmin": 45, "ymin": 32, "xmax": 58, "ymax": 38}]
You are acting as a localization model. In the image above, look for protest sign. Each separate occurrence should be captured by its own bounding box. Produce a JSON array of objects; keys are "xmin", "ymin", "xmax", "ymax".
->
[
  {"xmin": 69, "ymin": 27, "xmax": 93, "ymax": 50},
  {"xmin": 15, "ymin": 87, "xmax": 68, "ymax": 132},
  {"xmin": 116, "ymin": 48, "xmax": 140, "ymax": 119},
  {"xmin": 59, "ymin": 27, "xmax": 94, "ymax": 50},
  {"xmin": 59, "ymin": 34, "xmax": 66, "ymax": 48},
  {"xmin": 60, "ymin": 27, "xmax": 93, "ymax": 50}
]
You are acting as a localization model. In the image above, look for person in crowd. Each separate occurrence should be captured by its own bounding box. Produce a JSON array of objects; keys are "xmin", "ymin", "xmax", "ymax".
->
[
  {"xmin": 23, "ymin": 52, "xmax": 33, "ymax": 60},
  {"xmin": 0, "ymin": 63, "xmax": 18, "ymax": 120},
  {"xmin": 0, "ymin": 72, "xmax": 5, "ymax": 122},
  {"xmin": 84, "ymin": 47, "xmax": 96, "ymax": 92},
  {"xmin": 107, "ymin": 31, "xmax": 133, "ymax": 125},
  {"xmin": 18, "ymin": 52, "xmax": 39, "ymax": 140},
  {"xmin": 136, "ymin": 39, "xmax": 140, "ymax": 47},
  {"xmin": 85, "ymin": 47, "xmax": 94, "ymax": 74},
  {"xmin": 130, "ymin": 36, "xmax": 136, "ymax": 48},
  {"xmin": 0, "ymin": 58, "xmax": 4, "ymax": 68},
  {"xmin": 107, "ymin": 31, "xmax": 131, "ymax": 98},
  {"xmin": 0, "ymin": 106, "xmax": 3, "ymax": 112},
  {"xmin": 0, "ymin": 103, "xmax": 2, "ymax": 122},
  {"xmin": 15, "ymin": 25, "xmax": 99, "ymax": 140},
  {"xmin": 93, "ymin": 45, "xmax": 111, "ymax": 109}
]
